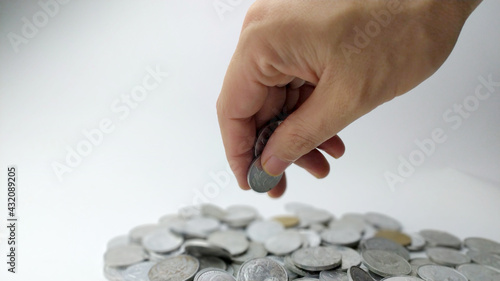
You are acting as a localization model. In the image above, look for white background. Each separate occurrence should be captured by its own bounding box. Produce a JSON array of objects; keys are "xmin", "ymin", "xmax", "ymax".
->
[{"xmin": 0, "ymin": 0, "xmax": 499, "ymax": 280}]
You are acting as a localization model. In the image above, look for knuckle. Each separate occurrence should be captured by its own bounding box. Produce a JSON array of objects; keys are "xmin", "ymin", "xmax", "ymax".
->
[{"xmin": 280, "ymin": 120, "xmax": 319, "ymax": 161}]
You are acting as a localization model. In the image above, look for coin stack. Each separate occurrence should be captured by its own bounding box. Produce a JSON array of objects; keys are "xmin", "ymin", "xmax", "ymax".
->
[{"xmin": 103, "ymin": 203, "xmax": 500, "ymax": 281}]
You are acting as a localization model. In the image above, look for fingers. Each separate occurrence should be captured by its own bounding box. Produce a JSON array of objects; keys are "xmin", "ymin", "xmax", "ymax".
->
[
  {"xmin": 267, "ymin": 173, "xmax": 287, "ymax": 198},
  {"xmin": 261, "ymin": 73, "xmax": 355, "ymax": 176},
  {"xmin": 318, "ymin": 135, "xmax": 346, "ymax": 159},
  {"xmin": 294, "ymin": 149, "xmax": 330, "ymax": 179}
]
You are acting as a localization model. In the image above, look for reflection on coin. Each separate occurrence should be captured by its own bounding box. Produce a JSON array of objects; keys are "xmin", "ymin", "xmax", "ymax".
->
[
  {"xmin": 265, "ymin": 230, "xmax": 302, "ymax": 256},
  {"xmin": 104, "ymin": 244, "xmax": 147, "ymax": 267},
  {"xmin": 183, "ymin": 239, "xmax": 232, "ymax": 261},
  {"xmin": 284, "ymin": 255, "xmax": 319, "ymax": 278},
  {"xmin": 409, "ymin": 258, "xmax": 434, "ymax": 276},
  {"xmin": 148, "ymin": 255, "xmax": 199, "ymax": 281},
  {"xmin": 425, "ymin": 247, "xmax": 470, "ymax": 267},
  {"xmin": 237, "ymin": 258, "xmax": 288, "ymax": 281},
  {"xmin": 247, "ymin": 155, "xmax": 282, "ymax": 193},
  {"xmin": 375, "ymin": 230, "xmax": 411, "ymax": 246},
  {"xmin": 406, "ymin": 233, "xmax": 426, "ymax": 251},
  {"xmin": 292, "ymin": 246, "xmax": 342, "ymax": 271},
  {"xmin": 457, "ymin": 263, "xmax": 500, "ymax": 281},
  {"xmin": 195, "ymin": 268, "xmax": 236, "ymax": 281},
  {"xmin": 361, "ymin": 250, "xmax": 411, "ymax": 277},
  {"xmin": 207, "ymin": 230, "xmax": 249, "ymax": 256},
  {"xmin": 417, "ymin": 264, "xmax": 467, "ymax": 281},
  {"xmin": 198, "ymin": 256, "xmax": 227, "ymax": 271}
]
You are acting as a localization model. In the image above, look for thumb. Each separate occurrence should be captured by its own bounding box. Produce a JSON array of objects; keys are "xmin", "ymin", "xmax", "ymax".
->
[{"xmin": 261, "ymin": 76, "xmax": 357, "ymax": 176}]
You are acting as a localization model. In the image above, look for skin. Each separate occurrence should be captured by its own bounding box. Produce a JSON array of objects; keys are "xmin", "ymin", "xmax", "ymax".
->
[{"xmin": 217, "ymin": 0, "xmax": 483, "ymax": 198}]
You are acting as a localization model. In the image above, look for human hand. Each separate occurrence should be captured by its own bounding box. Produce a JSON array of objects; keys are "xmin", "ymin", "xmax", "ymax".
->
[{"xmin": 217, "ymin": 0, "xmax": 481, "ymax": 197}]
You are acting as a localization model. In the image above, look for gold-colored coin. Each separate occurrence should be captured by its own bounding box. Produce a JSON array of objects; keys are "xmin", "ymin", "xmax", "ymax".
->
[
  {"xmin": 272, "ymin": 215, "xmax": 299, "ymax": 228},
  {"xmin": 375, "ymin": 229, "xmax": 412, "ymax": 246}
]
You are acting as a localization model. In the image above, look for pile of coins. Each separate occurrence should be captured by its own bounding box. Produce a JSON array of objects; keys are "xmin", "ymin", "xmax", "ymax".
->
[{"xmin": 103, "ymin": 203, "xmax": 500, "ymax": 281}]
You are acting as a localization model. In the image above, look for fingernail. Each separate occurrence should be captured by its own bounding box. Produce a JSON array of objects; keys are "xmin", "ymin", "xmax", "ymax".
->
[{"xmin": 262, "ymin": 156, "xmax": 290, "ymax": 176}]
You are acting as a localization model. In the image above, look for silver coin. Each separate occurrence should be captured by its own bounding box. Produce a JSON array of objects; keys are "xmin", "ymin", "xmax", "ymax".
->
[
  {"xmin": 223, "ymin": 205, "xmax": 258, "ymax": 228},
  {"xmin": 130, "ymin": 224, "xmax": 162, "ymax": 244},
  {"xmin": 364, "ymin": 213, "xmax": 401, "ymax": 231},
  {"xmin": 142, "ymin": 229, "xmax": 184, "ymax": 254},
  {"xmin": 231, "ymin": 263, "xmax": 241, "ymax": 278},
  {"xmin": 148, "ymin": 255, "xmax": 199, "ymax": 281},
  {"xmin": 464, "ymin": 237, "xmax": 500, "ymax": 254},
  {"xmin": 226, "ymin": 263, "xmax": 235, "ymax": 277},
  {"xmin": 254, "ymin": 121, "xmax": 281, "ymax": 157},
  {"xmin": 194, "ymin": 268, "xmax": 236, "ymax": 281},
  {"xmin": 295, "ymin": 278, "xmax": 321, "ymax": 281},
  {"xmin": 123, "ymin": 261, "xmax": 155, "ymax": 281},
  {"xmin": 406, "ymin": 233, "xmax": 426, "ymax": 252},
  {"xmin": 284, "ymin": 202, "xmax": 316, "ymax": 214},
  {"xmin": 292, "ymin": 246, "xmax": 342, "ymax": 271},
  {"xmin": 179, "ymin": 217, "xmax": 221, "ymax": 238},
  {"xmin": 237, "ymin": 258, "xmax": 288, "ymax": 281},
  {"xmin": 198, "ymin": 256, "xmax": 227, "ymax": 271},
  {"xmin": 232, "ymin": 242, "xmax": 268, "ymax": 264},
  {"xmin": 104, "ymin": 244, "xmax": 147, "ymax": 267},
  {"xmin": 284, "ymin": 255, "xmax": 319, "ymax": 277},
  {"xmin": 328, "ymin": 218, "xmax": 366, "ymax": 235},
  {"xmin": 321, "ymin": 228, "xmax": 361, "ymax": 247},
  {"xmin": 409, "ymin": 258, "xmax": 434, "ymax": 277},
  {"xmin": 300, "ymin": 230, "xmax": 322, "ymax": 248},
  {"xmin": 247, "ymin": 155, "xmax": 283, "ymax": 193},
  {"xmin": 382, "ymin": 277, "xmax": 424, "ymax": 281},
  {"xmin": 457, "ymin": 263, "xmax": 500, "ymax": 281},
  {"xmin": 347, "ymin": 266, "xmax": 373, "ymax": 281},
  {"xmin": 472, "ymin": 252, "xmax": 500, "ymax": 272},
  {"xmin": 201, "ymin": 204, "xmax": 227, "ymax": 221},
  {"xmin": 265, "ymin": 230, "xmax": 303, "ymax": 256},
  {"xmin": 267, "ymin": 255, "xmax": 299, "ymax": 280},
  {"xmin": 104, "ymin": 265, "xmax": 126, "ymax": 281},
  {"xmin": 207, "ymin": 230, "xmax": 250, "ymax": 256},
  {"xmin": 361, "ymin": 250, "xmax": 411, "ymax": 277},
  {"xmin": 419, "ymin": 229, "xmax": 461, "ymax": 249},
  {"xmin": 148, "ymin": 246, "xmax": 185, "ymax": 262},
  {"xmin": 107, "ymin": 235, "xmax": 132, "ymax": 249},
  {"xmin": 361, "ymin": 237, "xmax": 410, "ymax": 261},
  {"xmin": 417, "ymin": 264, "xmax": 467, "ymax": 281},
  {"xmin": 183, "ymin": 239, "xmax": 232, "ymax": 261},
  {"xmin": 425, "ymin": 247, "xmax": 470, "ymax": 266},
  {"xmin": 297, "ymin": 208, "xmax": 333, "ymax": 226},
  {"xmin": 327, "ymin": 245, "xmax": 362, "ymax": 271},
  {"xmin": 246, "ymin": 220, "xmax": 284, "ymax": 243},
  {"xmin": 319, "ymin": 270, "xmax": 348, "ymax": 281}
]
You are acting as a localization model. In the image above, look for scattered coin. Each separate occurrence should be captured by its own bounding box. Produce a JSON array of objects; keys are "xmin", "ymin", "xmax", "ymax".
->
[
  {"xmin": 361, "ymin": 250, "xmax": 411, "ymax": 277},
  {"xmin": 319, "ymin": 269, "xmax": 348, "ymax": 281},
  {"xmin": 471, "ymin": 252, "xmax": 500, "ymax": 272},
  {"xmin": 419, "ymin": 229, "xmax": 461, "ymax": 249},
  {"xmin": 246, "ymin": 220, "xmax": 285, "ymax": 243},
  {"xmin": 232, "ymin": 242, "xmax": 267, "ymax": 264},
  {"xmin": 195, "ymin": 268, "xmax": 236, "ymax": 281},
  {"xmin": 347, "ymin": 265, "xmax": 374, "ymax": 281},
  {"xmin": 406, "ymin": 233, "xmax": 426, "ymax": 251},
  {"xmin": 265, "ymin": 230, "xmax": 303, "ymax": 256},
  {"xmin": 198, "ymin": 256, "xmax": 227, "ymax": 271},
  {"xmin": 425, "ymin": 247, "xmax": 471, "ymax": 267},
  {"xmin": 321, "ymin": 228, "xmax": 361, "ymax": 248},
  {"xmin": 292, "ymin": 246, "xmax": 342, "ymax": 271},
  {"xmin": 142, "ymin": 229, "xmax": 184, "ymax": 254},
  {"xmin": 457, "ymin": 263, "xmax": 500, "ymax": 281},
  {"xmin": 327, "ymin": 245, "xmax": 362, "ymax": 271},
  {"xmin": 417, "ymin": 264, "xmax": 467, "ymax": 281},
  {"xmin": 207, "ymin": 230, "xmax": 250, "ymax": 256},
  {"xmin": 104, "ymin": 244, "xmax": 147, "ymax": 268},
  {"xmin": 122, "ymin": 261, "xmax": 155, "ymax": 281},
  {"xmin": 464, "ymin": 237, "xmax": 500, "ymax": 254},
  {"xmin": 364, "ymin": 212, "xmax": 401, "ymax": 231},
  {"xmin": 148, "ymin": 255, "xmax": 199, "ymax": 281},
  {"xmin": 237, "ymin": 258, "xmax": 288, "ymax": 281},
  {"xmin": 361, "ymin": 237, "xmax": 410, "ymax": 261}
]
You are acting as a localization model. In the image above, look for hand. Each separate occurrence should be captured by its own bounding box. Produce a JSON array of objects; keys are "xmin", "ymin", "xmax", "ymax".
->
[{"xmin": 217, "ymin": 0, "xmax": 481, "ymax": 198}]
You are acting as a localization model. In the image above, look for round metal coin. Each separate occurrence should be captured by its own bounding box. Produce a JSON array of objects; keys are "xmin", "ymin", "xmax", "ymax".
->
[
  {"xmin": 237, "ymin": 258, "xmax": 288, "ymax": 281},
  {"xmin": 292, "ymin": 246, "xmax": 342, "ymax": 271},
  {"xmin": 194, "ymin": 268, "xmax": 236, "ymax": 281},
  {"xmin": 425, "ymin": 247, "xmax": 471, "ymax": 266},
  {"xmin": 417, "ymin": 264, "xmax": 467, "ymax": 281},
  {"xmin": 361, "ymin": 250, "xmax": 411, "ymax": 277},
  {"xmin": 247, "ymin": 155, "xmax": 282, "ymax": 193},
  {"xmin": 148, "ymin": 255, "xmax": 199, "ymax": 281}
]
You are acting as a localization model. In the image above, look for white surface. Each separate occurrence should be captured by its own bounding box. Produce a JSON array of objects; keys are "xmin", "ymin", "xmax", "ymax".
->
[{"xmin": 0, "ymin": 0, "xmax": 499, "ymax": 280}]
